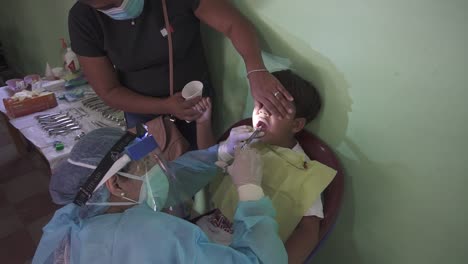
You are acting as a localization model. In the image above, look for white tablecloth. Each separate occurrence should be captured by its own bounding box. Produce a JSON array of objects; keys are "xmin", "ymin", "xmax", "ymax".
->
[{"xmin": 0, "ymin": 81, "xmax": 124, "ymax": 169}]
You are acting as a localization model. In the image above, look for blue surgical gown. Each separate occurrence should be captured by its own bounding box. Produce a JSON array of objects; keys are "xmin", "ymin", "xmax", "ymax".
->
[
  {"xmin": 33, "ymin": 197, "xmax": 286, "ymax": 264},
  {"xmin": 33, "ymin": 146, "xmax": 287, "ymax": 263}
]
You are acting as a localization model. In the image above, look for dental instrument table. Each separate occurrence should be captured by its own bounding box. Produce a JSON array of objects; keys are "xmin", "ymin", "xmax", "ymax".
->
[{"xmin": 0, "ymin": 81, "xmax": 124, "ymax": 170}]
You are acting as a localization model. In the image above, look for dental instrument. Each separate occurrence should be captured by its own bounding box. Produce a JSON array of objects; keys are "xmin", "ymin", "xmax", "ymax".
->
[{"xmin": 241, "ymin": 122, "xmax": 265, "ymax": 149}]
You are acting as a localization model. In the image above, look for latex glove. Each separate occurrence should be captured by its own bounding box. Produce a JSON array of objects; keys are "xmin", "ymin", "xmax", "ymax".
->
[
  {"xmin": 248, "ymin": 70, "xmax": 294, "ymax": 119},
  {"xmin": 218, "ymin": 125, "xmax": 264, "ymax": 163},
  {"xmin": 226, "ymin": 147, "xmax": 264, "ymax": 201}
]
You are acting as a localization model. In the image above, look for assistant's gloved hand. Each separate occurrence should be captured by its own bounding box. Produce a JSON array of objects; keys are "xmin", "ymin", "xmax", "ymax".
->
[
  {"xmin": 218, "ymin": 125, "xmax": 264, "ymax": 163},
  {"xmin": 226, "ymin": 147, "xmax": 264, "ymax": 201}
]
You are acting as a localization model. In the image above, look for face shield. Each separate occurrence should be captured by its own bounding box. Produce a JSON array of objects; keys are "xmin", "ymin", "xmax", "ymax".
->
[
  {"xmin": 69, "ymin": 153, "xmax": 171, "ymax": 210},
  {"xmin": 71, "ymin": 124, "xmax": 186, "ymax": 213},
  {"xmin": 144, "ymin": 157, "xmax": 193, "ymax": 217}
]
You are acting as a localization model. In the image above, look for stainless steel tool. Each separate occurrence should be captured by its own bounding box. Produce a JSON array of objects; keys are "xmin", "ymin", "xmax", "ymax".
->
[
  {"xmin": 77, "ymin": 107, "xmax": 88, "ymax": 115},
  {"xmin": 39, "ymin": 117, "xmax": 74, "ymax": 125},
  {"xmin": 49, "ymin": 126, "xmax": 81, "ymax": 136},
  {"xmin": 47, "ymin": 122, "xmax": 79, "ymax": 132},
  {"xmin": 36, "ymin": 113, "xmax": 68, "ymax": 120},
  {"xmin": 241, "ymin": 128, "xmax": 262, "ymax": 149},
  {"xmin": 42, "ymin": 119, "xmax": 76, "ymax": 129},
  {"xmin": 41, "ymin": 122, "xmax": 75, "ymax": 129},
  {"xmin": 82, "ymin": 96, "xmax": 100, "ymax": 105},
  {"xmin": 75, "ymin": 132, "xmax": 86, "ymax": 141},
  {"xmin": 35, "ymin": 113, "xmax": 63, "ymax": 120},
  {"xmin": 92, "ymin": 121, "xmax": 109, "ymax": 128},
  {"xmin": 241, "ymin": 122, "xmax": 266, "ymax": 149}
]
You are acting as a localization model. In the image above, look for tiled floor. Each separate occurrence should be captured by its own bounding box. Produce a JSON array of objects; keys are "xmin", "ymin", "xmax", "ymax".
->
[{"xmin": 0, "ymin": 114, "xmax": 60, "ymax": 264}]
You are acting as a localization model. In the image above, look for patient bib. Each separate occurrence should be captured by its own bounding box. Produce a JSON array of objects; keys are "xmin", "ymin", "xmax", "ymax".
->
[{"xmin": 210, "ymin": 143, "xmax": 337, "ymax": 241}]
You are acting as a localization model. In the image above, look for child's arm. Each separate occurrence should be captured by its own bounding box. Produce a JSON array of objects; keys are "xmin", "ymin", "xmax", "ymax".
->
[
  {"xmin": 195, "ymin": 97, "xmax": 216, "ymax": 149},
  {"xmin": 285, "ymin": 216, "xmax": 321, "ymax": 264}
]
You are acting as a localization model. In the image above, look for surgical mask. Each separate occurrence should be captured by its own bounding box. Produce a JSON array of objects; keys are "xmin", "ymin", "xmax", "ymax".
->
[
  {"xmin": 99, "ymin": 0, "xmax": 145, "ymax": 20},
  {"xmin": 144, "ymin": 165, "xmax": 170, "ymax": 211}
]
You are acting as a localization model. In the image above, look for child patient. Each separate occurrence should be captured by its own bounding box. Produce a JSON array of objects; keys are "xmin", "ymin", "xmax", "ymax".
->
[{"xmin": 194, "ymin": 70, "xmax": 336, "ymax": 264}]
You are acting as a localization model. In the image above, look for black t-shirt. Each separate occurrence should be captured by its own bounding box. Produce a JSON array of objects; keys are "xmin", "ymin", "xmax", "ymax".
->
[{"xmin": 68, "ymin": 0, "xmax": 209, "ymax": 97}]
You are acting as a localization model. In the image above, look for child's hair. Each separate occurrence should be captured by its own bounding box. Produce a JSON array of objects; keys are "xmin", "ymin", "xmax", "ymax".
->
[{"xmin": 272, "ymin": 70, "xmax": 321, "ymax": 122}]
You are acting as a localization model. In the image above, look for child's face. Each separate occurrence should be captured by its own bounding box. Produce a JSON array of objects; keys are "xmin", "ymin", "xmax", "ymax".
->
[{"xmin": 252, "ymin": 103, "xmax": 304, "ymax": 147}]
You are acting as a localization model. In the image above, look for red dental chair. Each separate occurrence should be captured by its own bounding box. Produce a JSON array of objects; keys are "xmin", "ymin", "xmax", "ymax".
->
[{"xmin": 218, "ymin": 118, "xmax": 344, "ymax": 263}]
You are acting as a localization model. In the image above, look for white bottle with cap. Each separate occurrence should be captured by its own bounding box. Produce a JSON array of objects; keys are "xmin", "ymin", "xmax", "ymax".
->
[{"xmin": 64, "ymin": 47, "xmax": 80, "ymax": 74}]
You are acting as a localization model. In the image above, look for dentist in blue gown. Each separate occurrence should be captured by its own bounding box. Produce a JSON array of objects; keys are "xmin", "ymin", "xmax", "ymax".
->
[{"xmin": 32, "ymin": 127, "xmax": 287, "ymax": 263}]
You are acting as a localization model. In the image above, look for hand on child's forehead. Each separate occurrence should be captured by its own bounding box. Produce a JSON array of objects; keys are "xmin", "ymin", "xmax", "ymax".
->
[
  {"xmin": 271, "ymin": 102, "xmax": 295, "ymax": 118},
  {"xmin": 285, "ymin": 101, "xmax": 295, "ymax": 112}
]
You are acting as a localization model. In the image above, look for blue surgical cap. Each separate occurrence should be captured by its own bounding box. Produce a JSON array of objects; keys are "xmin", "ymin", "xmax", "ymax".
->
[{"xmin": 49, "ymin": 127, "xmax": 125, "ymax": 209}]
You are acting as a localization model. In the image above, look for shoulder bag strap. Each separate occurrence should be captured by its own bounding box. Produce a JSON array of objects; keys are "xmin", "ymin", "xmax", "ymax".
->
[{"xmin": 161, "ymin": 0, "xmax": 174, "ymax": 97}]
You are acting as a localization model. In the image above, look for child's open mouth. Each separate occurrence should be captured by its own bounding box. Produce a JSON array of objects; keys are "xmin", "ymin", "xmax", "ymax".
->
[{"xmin": 255, "ymin": 120, "xmax": 267, "ymax": 130}]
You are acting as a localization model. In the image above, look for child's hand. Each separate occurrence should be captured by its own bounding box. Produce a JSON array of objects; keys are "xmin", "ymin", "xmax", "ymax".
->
[{"xmin": 194, "ymin": 97, "xmax": 212, "ymax": 124}]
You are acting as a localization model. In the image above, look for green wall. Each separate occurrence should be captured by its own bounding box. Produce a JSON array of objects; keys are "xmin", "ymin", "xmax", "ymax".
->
[
  {"xmin": 1, "ymin": 0, "xmax": 467, "ymax": 263},
  {"xmin": 0, "ymin": 0, "xmax": 74, "ymax": 75},
  {"xmin": 203, "ymin": 0, "xmax": 468, "ymax": 263}
]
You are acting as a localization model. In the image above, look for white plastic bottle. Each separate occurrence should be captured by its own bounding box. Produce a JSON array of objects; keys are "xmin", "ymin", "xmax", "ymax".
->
[{"xmin": 64, "ymin": 47, "xmax": 80, "ymax": 74}]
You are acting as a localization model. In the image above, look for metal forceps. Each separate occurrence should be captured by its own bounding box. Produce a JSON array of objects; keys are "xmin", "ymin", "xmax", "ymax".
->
[{"xmin": 241, "ymin": 128, "xmax": 262, "ymax": 149}]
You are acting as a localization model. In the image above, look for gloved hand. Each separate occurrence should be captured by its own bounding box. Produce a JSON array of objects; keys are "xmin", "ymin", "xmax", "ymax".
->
[
  {"xmin": 218, "ymin": 125, "xmax": 264, "ymax": 163},
  {"xmin": 225, "ymin": 147, "xmax": 265, "ymax": 201},
  {"xmin": 226, "ymin": 147, "xmax": 263, "ymax": 187}
]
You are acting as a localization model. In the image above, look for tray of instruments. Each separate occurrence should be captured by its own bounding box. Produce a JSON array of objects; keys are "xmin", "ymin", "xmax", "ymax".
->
[
  {"xmin": 81, "ymin": 95, "xmax": 126, "ymax": 127},
  {"xmin": 36, "ymin": 112, "xmax": 81, "ymax": 136}
]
